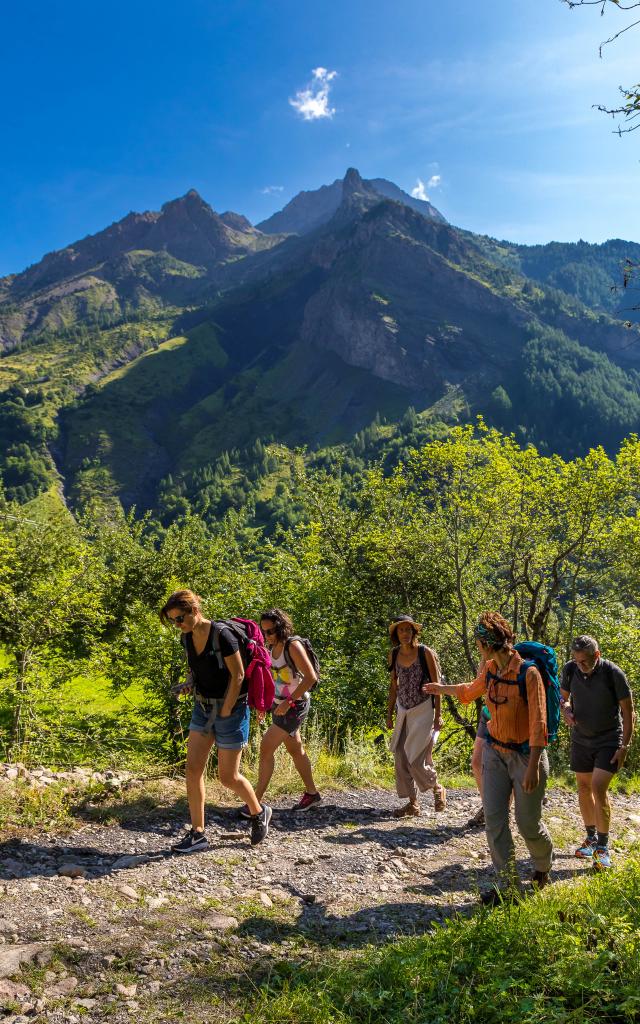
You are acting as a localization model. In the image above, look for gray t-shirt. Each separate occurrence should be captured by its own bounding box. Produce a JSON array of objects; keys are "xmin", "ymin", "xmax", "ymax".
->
[{"xmin": 561, "ymin": 658, "xmax": 631, "ymax": 747}]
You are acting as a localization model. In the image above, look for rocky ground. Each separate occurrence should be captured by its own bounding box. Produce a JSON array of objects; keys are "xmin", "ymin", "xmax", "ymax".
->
[{"xmin": 0, "ymin": 772, "xmax": 638, "ymax": 1024}]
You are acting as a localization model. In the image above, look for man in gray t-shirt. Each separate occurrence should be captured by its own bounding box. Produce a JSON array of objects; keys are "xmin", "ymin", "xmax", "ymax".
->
[{"xmin": 560, "ymin": 635, "xmax": 635, "ymax": 871}]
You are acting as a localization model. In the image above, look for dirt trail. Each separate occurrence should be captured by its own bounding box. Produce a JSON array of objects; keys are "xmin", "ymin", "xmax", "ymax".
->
[{"xmin": 0, "ymin": 783, "xmax": 638, "ymax": 1023}]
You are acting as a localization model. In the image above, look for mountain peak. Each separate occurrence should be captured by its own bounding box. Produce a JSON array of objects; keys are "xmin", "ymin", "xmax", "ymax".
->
[
  {"xmin": 160, "ymin": 189, "xmax": 214, "ymax": 216},
  {"xmin": 342, "ymin": 167, "xmax": 365, "ymax": 194},
  {"xmin": 257, "ymin": 168, "xmax": 446, "ymax": 236}
]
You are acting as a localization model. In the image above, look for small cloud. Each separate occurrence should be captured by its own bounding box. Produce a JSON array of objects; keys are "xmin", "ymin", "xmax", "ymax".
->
[
  {"xmin": 290, "ymin": 67, "xmax": 337, "ymax": 121},
  {"xmin": 411, "ymin": 178, "xmax": 429, "ymax": 201},
  {"xmin": 410, "ymin": 175, "xmax": 442, "ymax": 201},
  {"xmin": 260, "ymin": 185, "xmax": 285, "ymax": 195}
]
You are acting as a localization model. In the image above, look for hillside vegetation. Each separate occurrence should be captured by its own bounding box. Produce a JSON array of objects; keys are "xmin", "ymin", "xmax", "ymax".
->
[
  {"xmin": 1, "ymin": 169, "xmax": 640, "ymax": 511},
  {"xmin": 1, "ymin": 424, "xmax": 639, "ymax": 775}
]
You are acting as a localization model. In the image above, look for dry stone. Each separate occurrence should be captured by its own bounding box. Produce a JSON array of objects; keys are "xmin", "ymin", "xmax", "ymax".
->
[
  {"xmin": 203, "ymin": 911, "xmax": 238, "ymax": 931},
  {"xmin": 57, "ymin": 865, "xmax": 87, "ymax": 879},
  {"xmin": 0, "ymin": 978, "xmax": 31, "ymax": 1001},
  {"xmin": 45, "ymin": 976, "xmax": 78, "ymax": 998},
  {"xmin": 0, "ymin": 943, "xmax": 51, "ymax": 979}
]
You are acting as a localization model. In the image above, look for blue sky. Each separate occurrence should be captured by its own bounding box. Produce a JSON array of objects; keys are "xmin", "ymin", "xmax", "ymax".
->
[{"xmin": 1, "ymin": 0, "xmax": 638, "ymax": 276}]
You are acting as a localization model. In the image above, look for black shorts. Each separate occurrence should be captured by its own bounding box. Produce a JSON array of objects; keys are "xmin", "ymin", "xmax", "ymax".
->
[
  {"xmin": 570, "ymin": 739, "xmax": 619, "ymax": 775},
  {"xmin": 270, "ymin": 695, "xmax": 310, "ymax": 736}
]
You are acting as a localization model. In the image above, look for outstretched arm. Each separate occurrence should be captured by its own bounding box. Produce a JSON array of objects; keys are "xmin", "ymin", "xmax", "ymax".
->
[{"xmin": 424, "ymin": 670, "xmax": 487, "ymax": 705}]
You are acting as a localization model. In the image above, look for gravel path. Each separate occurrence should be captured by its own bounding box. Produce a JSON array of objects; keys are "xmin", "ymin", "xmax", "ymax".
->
[{"xmin": 0, "ymin": 782, "xmax": 638, "ymax": 1023}]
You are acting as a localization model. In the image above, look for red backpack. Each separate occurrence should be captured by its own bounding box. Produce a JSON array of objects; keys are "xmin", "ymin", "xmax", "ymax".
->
[{"xmin": 211, "ymin": 618, "xmax": 275, "ymax": 714}]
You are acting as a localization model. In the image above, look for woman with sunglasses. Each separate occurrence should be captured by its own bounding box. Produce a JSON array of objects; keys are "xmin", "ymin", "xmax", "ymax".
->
[
  {"xmin": 423, "ymin": 611, "xmax": 553, "ymax": 904},
  {"xmin": 238, "ymin": 608, "xmax": 320, "ymax": 814},
  {"xmin": 160, "ymin": 590, "xmax": 271, "ymax": 852}
]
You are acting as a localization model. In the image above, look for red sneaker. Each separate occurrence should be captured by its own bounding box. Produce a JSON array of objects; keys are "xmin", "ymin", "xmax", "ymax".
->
[{"xmin": 292, "ymin": 792, "xmax": 322, "ymax": 811}]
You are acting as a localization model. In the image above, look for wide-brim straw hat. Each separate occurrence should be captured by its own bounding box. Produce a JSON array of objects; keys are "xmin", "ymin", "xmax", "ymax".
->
[{"xmin": 389, "ymin": 614, "xmax": 422, "ymax": 637}]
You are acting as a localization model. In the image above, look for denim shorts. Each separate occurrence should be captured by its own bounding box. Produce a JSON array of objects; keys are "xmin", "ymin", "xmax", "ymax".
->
[{"xmin": 189, "ymin": 697, "xmax": 250, "ymax": 749}]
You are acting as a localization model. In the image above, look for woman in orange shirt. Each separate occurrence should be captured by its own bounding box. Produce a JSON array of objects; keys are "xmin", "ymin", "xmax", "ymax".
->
[{"xmin": 424, "ymin": 610, "xmax": 553, "ymax": 904}]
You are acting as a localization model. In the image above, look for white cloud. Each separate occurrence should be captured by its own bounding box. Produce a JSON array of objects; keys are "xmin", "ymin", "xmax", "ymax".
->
[
  {"xmin": 260, "ymin": 185, "xmax": 285, "ymax": 195},
  {"xmin": 411, "ymin": 174, "xmax": 442, "ymax": 201},
  {"xmin": 290, "ymin": 67, "xmax": 338, "ymax": 121}
]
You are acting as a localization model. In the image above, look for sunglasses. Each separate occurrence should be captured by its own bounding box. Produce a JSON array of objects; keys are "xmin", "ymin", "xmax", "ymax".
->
[
  {"xmin": 168, "ymin": 613, "xmax": 188, "ymax": 625},
  {"xmin": 487, "ymin": 679, "xmax": 508, "ymax": 706},
  {"xmin": 262, "ymin": 627, "xmax": 277, "ymax": 637}
]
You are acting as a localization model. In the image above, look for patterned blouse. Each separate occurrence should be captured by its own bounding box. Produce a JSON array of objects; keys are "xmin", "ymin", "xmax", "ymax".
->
[{"xmin": 396, "ymin": 658, "xmax": 428, "ymax": 710}]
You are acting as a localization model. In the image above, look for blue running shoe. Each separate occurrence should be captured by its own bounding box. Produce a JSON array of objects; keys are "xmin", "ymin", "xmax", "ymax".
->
[
  {"xmin": 593, "ymin": 846, "xmax": 612, "ymax": 870},
  {"xmin": 574, "ymin": 839, "xmax": 596, "ymax": 859}
]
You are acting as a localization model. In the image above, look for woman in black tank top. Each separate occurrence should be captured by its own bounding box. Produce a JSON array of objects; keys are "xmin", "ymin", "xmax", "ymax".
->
[{"xmin": 160, "ymin": 589, "xmax": 271, "ymax": 851}]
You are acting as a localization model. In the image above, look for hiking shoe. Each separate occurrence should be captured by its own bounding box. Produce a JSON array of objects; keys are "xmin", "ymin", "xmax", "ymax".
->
[
  {"xmin": 593, "ymin": 846, "xmax": 612, "ymax": 870},
  {"xmin": 574, "ymin": 838, "xmax": 597, "ymax": 859},
  {"xmin": 238, "ymin": 804, "xmax": 252, "ymax": 820},
  {"xmin": 480, "ymin": 886, "xmax": 507, "ymax": 907},
  {"xmin": 171, "ymin": 828, "xmax": 208, "ymax": 855},
  {"xmin": 531, "ymin": 870, "xmax": 550, "ymax": 890},
  {"xmin": 292, "ymin": 792, "xmax": 322, "ymax": 812},
  {"xmin": 467, "ymin": 805, "xmax": 485, "ymax": 828},
  {"xmin": 393, "ymin": 801, "xmax": 420, "ymax": 818},
  {"xmin": 434, "ymin": 785, "xmax": 447, "ymax": 812},
  {"xmin": 250, "ymin": 804, "xmax": 272, "ymax": 846}
]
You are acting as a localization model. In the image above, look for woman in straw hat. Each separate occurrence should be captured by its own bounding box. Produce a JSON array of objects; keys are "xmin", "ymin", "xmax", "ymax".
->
[{"xmin": 386, "ymin": 615, "xmax": 446, "ymax": 817}]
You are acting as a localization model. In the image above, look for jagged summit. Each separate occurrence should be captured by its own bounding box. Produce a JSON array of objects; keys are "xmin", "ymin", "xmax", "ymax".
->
[
  {"xmin": 342, "ymin": 167, "xmax": 367, "ymax": 195},
  {"xmin": 256, "ymin": 167, "xmax": 446, "ymax": 236},
  {"xmin": 3, "ymin": 191, "xmax": 267, "ymax": 302}
]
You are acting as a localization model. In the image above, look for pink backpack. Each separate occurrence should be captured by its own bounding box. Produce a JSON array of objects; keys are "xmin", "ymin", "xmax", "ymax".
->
[{"xmin": 212, "ymin": 618, "xmax": 274, "ymax": 714}]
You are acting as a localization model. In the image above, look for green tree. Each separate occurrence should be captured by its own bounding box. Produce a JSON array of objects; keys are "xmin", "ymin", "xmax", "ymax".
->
[{"xmin": 0, "ymin": 507, "xmax": 105, "ymax": 756}]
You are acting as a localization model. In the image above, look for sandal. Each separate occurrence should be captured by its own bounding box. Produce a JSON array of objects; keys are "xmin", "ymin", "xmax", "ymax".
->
[
  {"xmin": 393, "ymin": 801, "xmax": 420, "ymax": 818},
  {"xmin": 434, "ymin": 785, "xmax": 447, "ymax": 812}
]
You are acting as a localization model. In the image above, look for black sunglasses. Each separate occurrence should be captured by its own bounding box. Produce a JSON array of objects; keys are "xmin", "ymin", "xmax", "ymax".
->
[
  {"xmin": 487, "ymin": 679, "xmax": 508, "ymax": 706},
  {"xmin": 262, "ymin": 626, "xmax": 278, "ymax": 636},
  {"xmin": 168, "ymin": 613, "xmax": 188, "ymax": 625}
]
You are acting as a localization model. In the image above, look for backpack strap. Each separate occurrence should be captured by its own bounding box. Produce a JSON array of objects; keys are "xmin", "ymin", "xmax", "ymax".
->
[
  {"xmin": 486, "ymin": 660, "xmax": 533, "ymax": 704},
  {"xmin": 283, "ymin": 636, "xmax": 302, "ymax": 677},
  {"xmin": 211, "ymin": 623, "xmax": 225, "ymax": 670}
]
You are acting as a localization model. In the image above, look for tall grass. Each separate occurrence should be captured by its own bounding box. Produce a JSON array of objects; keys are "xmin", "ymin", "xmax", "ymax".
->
[{"xmin": 245, "ymin": 858, "xmax": 640, "ymax": 1024}]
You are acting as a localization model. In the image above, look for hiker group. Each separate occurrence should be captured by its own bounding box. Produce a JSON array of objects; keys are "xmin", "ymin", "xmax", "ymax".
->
[{"xmin": 160, "ymin": 591, "xmax": 635, "ymax": 903}]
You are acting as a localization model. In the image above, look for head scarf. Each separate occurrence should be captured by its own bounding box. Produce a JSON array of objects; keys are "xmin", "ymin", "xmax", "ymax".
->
[{"xmin": 473, "ymin": 621, "xmax": 502, "ymax": 647}]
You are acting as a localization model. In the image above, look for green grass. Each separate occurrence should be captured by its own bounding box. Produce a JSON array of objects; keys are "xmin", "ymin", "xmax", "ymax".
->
[
  {"xmin": 240, "ymin": 859, "xmax": 640, "ymax": 1024},
  {"xmin": 0, "ymin": 777, "xmax": 110, "ymax": 832}
]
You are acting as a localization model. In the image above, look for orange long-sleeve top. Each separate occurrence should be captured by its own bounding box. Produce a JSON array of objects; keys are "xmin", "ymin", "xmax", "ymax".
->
[{"xmin": 457, "ymin": 651, "xmax": 548, "ymax": 749}]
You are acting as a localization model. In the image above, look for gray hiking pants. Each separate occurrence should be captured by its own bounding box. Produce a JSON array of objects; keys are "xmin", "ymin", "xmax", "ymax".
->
[{"xmin": 482, "ymin": 742, "xmax": 553, "ymax": 883}]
